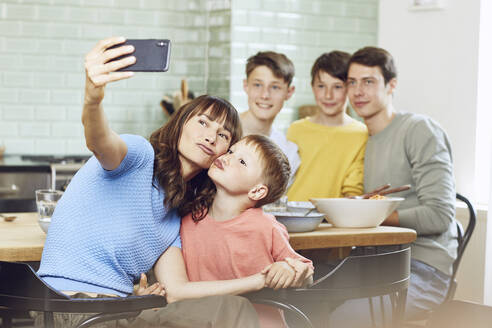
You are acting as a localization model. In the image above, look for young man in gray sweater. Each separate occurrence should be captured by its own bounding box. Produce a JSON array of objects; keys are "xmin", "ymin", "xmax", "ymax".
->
[{"xmin": 346, "ymin": 46, "xmax": 458, "ymax": 319}]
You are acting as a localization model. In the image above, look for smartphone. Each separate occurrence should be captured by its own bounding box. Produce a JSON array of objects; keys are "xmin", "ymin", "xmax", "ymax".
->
[{"xmin": 107, "ymin": 39, "xmax": 171, "ymax": 72}]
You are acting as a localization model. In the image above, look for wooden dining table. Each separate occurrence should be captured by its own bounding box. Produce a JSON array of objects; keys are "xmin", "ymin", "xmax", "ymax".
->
[{"xmin": 0, "ymin": 212, "xmax": 416, "ymax": 262}]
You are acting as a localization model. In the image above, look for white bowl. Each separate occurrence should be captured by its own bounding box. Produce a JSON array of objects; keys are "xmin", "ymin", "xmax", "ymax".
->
[
  {"xmin": 270, "ymin": 211, "xmax": 325, "ymax": 233},
  {"xmin": 286, "ymin": 201, "xmax": 315, "ymax": 212},
  {"xmin": 310, "ymin": 197, "xmax": 404, "ymax": 228}
]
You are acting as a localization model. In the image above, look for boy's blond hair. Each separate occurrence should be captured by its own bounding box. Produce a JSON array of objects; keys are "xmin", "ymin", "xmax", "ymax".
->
[
  {"xmin": 246, "ymin": 51, "xmax": 295, "ymax": 86},
  {"xmin": 242, "ymin": 134, "xmax": 291, "ymax": 207}
]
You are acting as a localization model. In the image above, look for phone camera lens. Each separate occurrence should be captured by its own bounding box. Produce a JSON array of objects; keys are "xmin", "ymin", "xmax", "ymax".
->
[{"xmin": 157, "ymin": 41, "xmax": 165, "ymax": 47}]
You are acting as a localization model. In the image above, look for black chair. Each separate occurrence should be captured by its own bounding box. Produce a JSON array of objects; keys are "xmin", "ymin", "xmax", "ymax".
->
[
  {"xmin": 0, "ymin": 261, "xmax": 167, "ymax": 328},
  {"xmin": 444, "ymin": 193, "xmax": 476, "ymax": 302},
  {"xmin": 245, "ymin": 246, "xmax": 411, "ymax": 328},
  {"xmin": 404, "ymin": 193, "xmax": 476, "ymax": 326}
]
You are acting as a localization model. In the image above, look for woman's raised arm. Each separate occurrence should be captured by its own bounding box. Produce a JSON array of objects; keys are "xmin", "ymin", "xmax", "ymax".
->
[
  {"xmin": 154, "ymin": 247, "xmax": 266, "ymax": 303},
  {"xmin": 82, "ymin": 37, "xmax": 135, "ymax": 170}
]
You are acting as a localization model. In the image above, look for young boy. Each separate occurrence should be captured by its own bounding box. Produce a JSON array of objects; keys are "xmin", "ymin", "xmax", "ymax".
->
[
  {"xmin": 180, "ymin": 134, "xmax": 314, "ymax": 328},
  {"xmin": 286, "ymin": 51, "xmax": 368, "ymax": 201},
  {"xmin": 240, "ymin": 51, "xmax": 300, "ymax": 187}
]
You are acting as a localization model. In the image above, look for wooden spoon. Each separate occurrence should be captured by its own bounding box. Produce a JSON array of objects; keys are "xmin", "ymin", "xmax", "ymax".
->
[
  {"xmin": 378, "ymin": 184, "xmax": 411, "ymax": 197},
  {"xmin": 181, "ymin": 78, "xmax": 189, "ymax": 104}
]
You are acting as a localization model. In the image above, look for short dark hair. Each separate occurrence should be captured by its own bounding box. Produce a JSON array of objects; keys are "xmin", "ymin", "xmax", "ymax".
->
[
  {"xmin": 348, "ymin": 46, "xmax": 397, "ymax": 84},
  {"xmin": 242, "ymin": 134, "xmax": 290, "ymax": 208},
  {"xmin": 311, "ymin": 51, "xmax": 351, "ymax": 84},
  {"xmin": 246, "ymin": 51, "xmax": 295, "ymax": 86}
]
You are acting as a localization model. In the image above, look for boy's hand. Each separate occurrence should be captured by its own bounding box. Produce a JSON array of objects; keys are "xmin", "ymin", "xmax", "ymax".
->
[
  {"xmin": 134, "ymin": 273, "xmax": 166, "ymax": 296},
  {"xmin": 285, "ymin": 257, "xmax": 314, "ymax": 288},
  {"xmin": 261, "ymin": 262, "xmax": 295, "ymax": 290}
]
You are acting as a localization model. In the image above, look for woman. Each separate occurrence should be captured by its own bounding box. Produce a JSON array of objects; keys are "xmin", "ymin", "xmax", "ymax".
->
[{"xmin": 35, "ymin": 37, "xmax": 260, "ymax": 328}]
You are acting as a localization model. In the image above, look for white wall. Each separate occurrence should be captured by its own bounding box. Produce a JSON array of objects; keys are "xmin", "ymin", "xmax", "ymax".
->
[{"xmin": 378, "ymin": 0, "xmax": 481, "ymax": 203}]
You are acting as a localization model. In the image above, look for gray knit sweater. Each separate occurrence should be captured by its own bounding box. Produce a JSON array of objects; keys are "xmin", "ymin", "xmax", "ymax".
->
[{"xmin": 364, "ymin": 112, "xmax": 457, "ymax": 276}]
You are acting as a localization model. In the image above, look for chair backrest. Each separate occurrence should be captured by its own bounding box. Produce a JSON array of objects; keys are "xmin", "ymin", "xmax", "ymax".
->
[
  {"xmin": 0, "ymin": 261, "xmax": 68, "ymax": 302},
  {"xmin": 445, "ymin": 193, "xmax": 476, "ymax": 301}
]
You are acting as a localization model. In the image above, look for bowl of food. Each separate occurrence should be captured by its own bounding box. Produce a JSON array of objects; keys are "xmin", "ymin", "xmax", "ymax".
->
[
  {"xmin": 310, "ymin": 197, "xmax": 404, "ymax": 228},
  {"xmin": 270, "ymin": 211, "xmax": 325, "ymax": 233},
  {"xmin": 286, "ymin": 201, "xmax": 315, "ymax": 213}
]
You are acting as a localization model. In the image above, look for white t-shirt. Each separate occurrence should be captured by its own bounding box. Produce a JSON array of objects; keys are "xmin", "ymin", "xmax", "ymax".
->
[{"xmin": 269, "ymin": 129, "xmax": 300, "ymax": 188}]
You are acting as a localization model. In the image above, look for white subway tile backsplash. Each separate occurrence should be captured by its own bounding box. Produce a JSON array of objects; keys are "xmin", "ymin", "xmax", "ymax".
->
[
  {"xmin": 3, "ymin": 72, "xmax": 33, "ymax": 88},
  {"xmin": 66, "ymin": 106, "xmax": 83, "ymax": 121},
  {"xmin": 4, "ymin": 4, "xmax": 37, "ymax": 20},
  {"xmin": 319, "ymin": 1, "xmax": 346, "ymax": 17},
  {"xmin": 0, "ymin": 21, "xmax": 21, "ymax": 36},
  {"xmin": 38, "ymin": 39, "xmax": 64, "ymax": 54},
  {"xmin": 345, "ymin": 3, "xmax": 378, "ymax": 18},
  {"xmin": 34, "ymin": 138, "xmax": 66, "ymax": 154},
  {"xmin": 51, "ymin": 122, "xmax": 83, "ymax": 137},
  {"xmin": 114, "ymin": 0, "xmax": 143, "ymax": 9},
  {"xmin": 0, "ymin": 122, "xmax": 18, "ymax": 137},
  {"xmin": 358, "ymin": 18, "xmax": 378, "ymax": 34},
  {"xmin": 4, "ymin": 38, "xmax": 39, "ymax": 53},
  {"xmin": 67, "ymin": 7, "xmax": 98, "ymax": 23},
  {"xmin": 19, "ymin": 122, "xmax": 50, "ymax": 137},
  {"xmin": 48, "ymin": 56, "xmax": 82, "ymax": 72},
  {"xmin": 0, "ymin": 89, "xmax": 18, "ymax": 103},
  {"xmin": 35, "ymin": 106, "xmax": 67, "ymax": 121},
  {"xmin": 332, "ymin": 17, "xmax": 360, "ymax": 33},
  {"xmin": 20, "ymin": 55, "xmax": 50, "ymax": 71},
  {"xmin": 50, "ymin": 90, "xmax": 82, "ymax": 105},
  {"xmin": 3, "ymin": 105, "xmax": 34, "ymax": 120},
  {"xmin": 141, "ymin": 0, "xmax": 169, "ymax": 10},
  {"xmin": 21, "ymin": 22, "xmax": 48, "ymax": 37},
  {"xmin": 97, "ymin": 9, "xmax": 126, "ymax": 24},
  {"xmin": 81, "ymin": 25, "xmax": 114, "ymax": 39},
  {"xmin": 82, "ymin": 0, "xmax": 113, "ymax": 8},
  {"xmin": 1, "ymin": 0, "xmax": 376, "ymax": 154},
  {"xmin": 66, "ymin": 138, "xmax": 91, "ymax": 155},
  {"xmin": 4, "ymin": 139, "xmax": 35, "ymax": 154},
  {"xmin": 126, "ymin": 10, "xmax": 157, "ymax": 26},
  {"xmin": 38, "ymin": 6, "xmax": 68, "ymax": 23},
  {"xmin": 33, "ymin": 72, "xmax": 67, "ymax": 88},
  {"xmin": 20, "ymin": 90, "xmax": 50, "ymax": 104},
  {"xmin": 262, "ymin": 28, "xmax": 289, "ymax": 44}
]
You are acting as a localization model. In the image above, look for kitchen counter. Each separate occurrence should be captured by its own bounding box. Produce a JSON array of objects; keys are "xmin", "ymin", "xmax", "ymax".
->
[{"xmin": 0, "ymin": 155, "xmax": 51, "ymax": 172}]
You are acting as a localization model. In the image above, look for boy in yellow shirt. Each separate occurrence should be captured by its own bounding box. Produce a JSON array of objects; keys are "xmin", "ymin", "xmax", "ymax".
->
[{"xmin": 287, "ymin": 51, "xmax": 368, "ymax": 201}]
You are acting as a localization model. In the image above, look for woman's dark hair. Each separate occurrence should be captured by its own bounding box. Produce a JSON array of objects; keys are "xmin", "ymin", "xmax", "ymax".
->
[
  {"xmin": 348, "ymin": 46, "xmax": 397, "ymax": 84},
  {"xmin": 149, "ymin": 95, "xmax": 242, "ymax": 221},
  {"xmin": 311, "ymin": 51, "xmax": 351, "ymax": 84}
]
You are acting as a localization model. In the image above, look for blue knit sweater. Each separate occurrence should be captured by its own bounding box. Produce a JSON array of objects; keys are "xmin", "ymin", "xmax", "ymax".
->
[{"xmin": 38, "ymin": 134, "xmax": 181, "ymax": 296}]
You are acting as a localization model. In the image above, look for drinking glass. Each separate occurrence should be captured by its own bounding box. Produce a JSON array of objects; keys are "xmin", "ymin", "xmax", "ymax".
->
[{"xmin": 35, "ymin": 189, "xmax": 63, "ymax": 233}]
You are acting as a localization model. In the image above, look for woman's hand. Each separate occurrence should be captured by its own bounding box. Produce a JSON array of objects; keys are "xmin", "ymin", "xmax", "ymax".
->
[
  {"xmin": 134, "ymin": 273, "xmax": 166, "ymax": 297},
  {"xmin": 261, "ymin": 261, "xmax": 295, "ymax": 290},
  {"xmin": 84, "ymin": 36, "xmax": 135, "ymax": 106},
  {"xmin": 82, "ymin": 37, "xmax": 133, "ymax": 170},
  {"xmin": 285, "ymin": 257, "xmax": 314, "ymax": 288}
]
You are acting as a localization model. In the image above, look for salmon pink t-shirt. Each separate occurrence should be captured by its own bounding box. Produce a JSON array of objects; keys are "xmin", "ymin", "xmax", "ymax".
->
[{"xmin": 180, "ymin": 207, "xmax": 313, "ymax": 328}]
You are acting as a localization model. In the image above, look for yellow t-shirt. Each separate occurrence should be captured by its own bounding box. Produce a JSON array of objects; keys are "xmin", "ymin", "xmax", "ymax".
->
[{"xmin": 286, "ymin": 118, "xmax": 368, "ymax": 201}]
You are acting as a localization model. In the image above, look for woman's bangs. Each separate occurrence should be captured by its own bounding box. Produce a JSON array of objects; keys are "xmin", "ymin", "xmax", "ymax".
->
[{"xmin": 195, "ymin": 98, "xmax": 240, "ymax": 140}]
